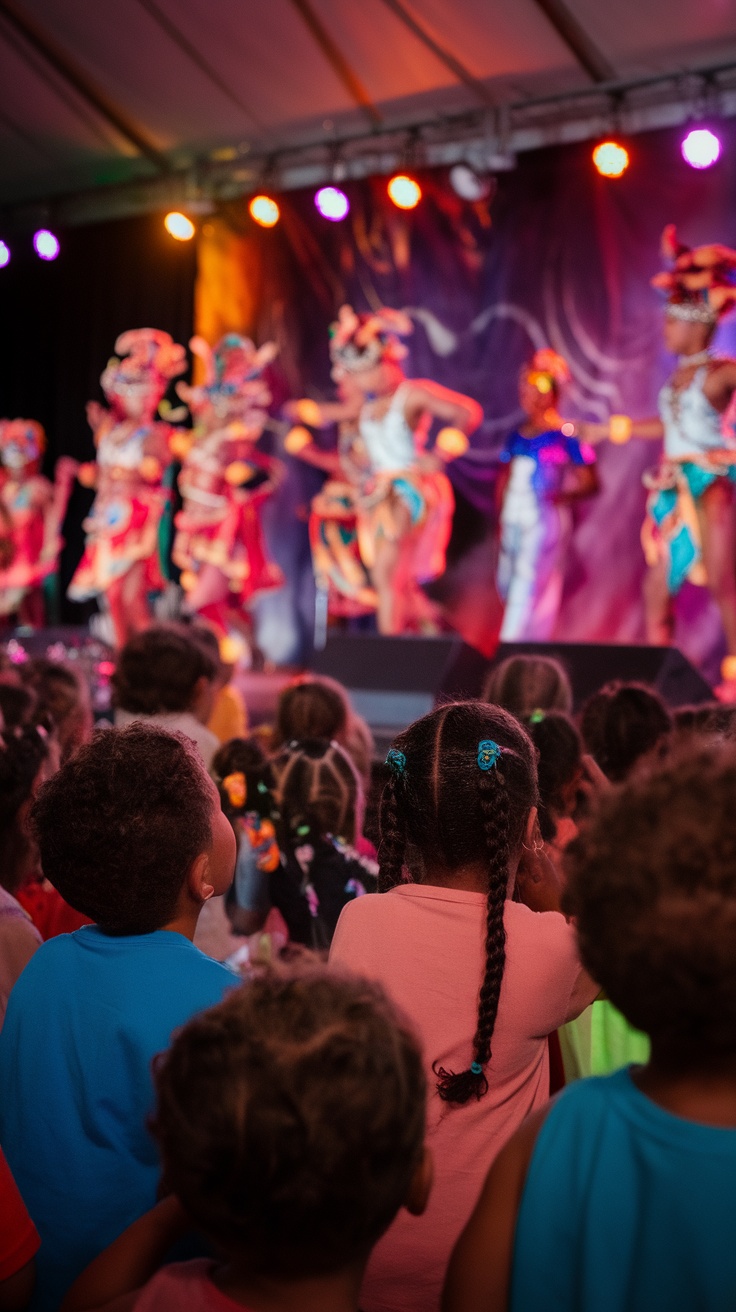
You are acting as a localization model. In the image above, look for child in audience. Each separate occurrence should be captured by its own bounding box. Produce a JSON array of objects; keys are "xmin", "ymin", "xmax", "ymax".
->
[
  {"xmin": 62, "ymin": 970, "xmax": 430, "ymax": 1312},
  {"xmin": 273, "ymin": 677, "xmax": 374, "ymax": 791},
  {"xmin": 524, "ymin": 710, "xmax": 582, "ymax": 856},
  {"xmin": 272, "ymin": 738, "xmax": 378, "ymax": 950},
  {"xmin": 580, "ymin": 680, "xmax": 672, "ymax": 781},
  {"xmin": 21, "ymin": 657, "xmax": 93, "ymax": 763},
  {"xmin": 484, "ymin": 654, "xmax": 573, "ymax": 718},
  {"xmin": 112, "ymin": 625, "xmax": 220, "ymax": 767},
  {"xmin": 0, "ymin": 1146, "xmax": 39, "ymax": 1311},
  {"xmin": 444, "ymin": 745, "xmax": 736, "ymax": 1312},
  {"xmin": 212, "ymin": 737, "xmax": 282, "ymax": 938},
  {"xmin": 329, "ymin": 701, "xmax": 598, "ymax": 1312},
  {"xmin": 0, "ymin": 722, "xmax": 49, "ymax": 1024},
  {"xmin": 0, "ymin": 724, "xmax": 237, "ymax": 1311}
]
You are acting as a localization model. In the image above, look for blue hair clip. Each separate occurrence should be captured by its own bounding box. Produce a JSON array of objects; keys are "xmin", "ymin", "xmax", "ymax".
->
[
  {"xmin": 477, "ymin": 740, "xmax": 502, "ymax": 771},
  {"xmin": 385, "ymin": 748, "xmax": 407, "ymax": 779},
  {"xmin": 470, "ymin": 1061, "xmax": 483, "ymax": 1075}
]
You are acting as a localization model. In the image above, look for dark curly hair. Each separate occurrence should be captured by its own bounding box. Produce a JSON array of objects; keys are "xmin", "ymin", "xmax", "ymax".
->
[
  {"xmin": 580, "ymin": 681, "xmax": 672, "ymax": 782},
  {"xmin": 111, "ymin": 624, "xmax": 218, "ymax": 716},
  {"xmin": 0, "ymin": 724, "xmax": 51, "ymax": 894},
  {"xmin": 525, "ymin": 711, "xmax": 582, "ymax": 841},
  {"xmin": 564, "ymin": 745, "xmax": 736, "ymax": 1060},
  {"xmin": 30, "ymin": 723, "xmax": 215, "ymax": 934},
  {"xmin": 151, "ymin": 969, "xmax": 426, "ymax": 1278},
  {"xmin": 212, "ymin": 737, "xmax": 277, "ymax": 825},
  {"xmin": 378, "ymin": 701, "xmax": 538, "ymax": 1104}
]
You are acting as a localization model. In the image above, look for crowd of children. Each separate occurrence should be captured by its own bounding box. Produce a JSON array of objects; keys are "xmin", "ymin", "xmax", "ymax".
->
[{"xmin": 1, "ymin": 641, "xmax": 736, "ymax": 1311}]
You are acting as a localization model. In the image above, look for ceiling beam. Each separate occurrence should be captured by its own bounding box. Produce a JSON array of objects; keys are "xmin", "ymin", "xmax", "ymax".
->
[
  {"xmin": 287, "ymin": 0, "xmax": 382, "ymax": 128},
  {"xmin": 377, "ymin": 0, "xmax": 496, "ymax": 107},
  {"xmin": 0, "ymin": 0, "xmax": 169, "ymax": 171},
  {"xmin": 529, "ymin": 0, "xmax": 615, "ymax": 83}
]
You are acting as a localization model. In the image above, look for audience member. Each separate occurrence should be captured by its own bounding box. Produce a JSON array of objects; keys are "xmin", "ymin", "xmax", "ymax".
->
[
  {"xmin": 329, "ymin": 701, "xmax": 598, "ymax": 1312},
  {"xmin": 0, "ymin": 723, "xmax": 48, "ymax": 1025},
  {"xmin": 272, "ymin": 738, "xmax": 378, "ymax": 950},
  {"xmin": 212, "ymin": 737, "xmax": 281, "ymax": 938},
  {"xmin": 444, "ymin": 746, "xmax": 736, "ymax": 1312},
  {"xmin": 483, "ymin": 654, "xmax": 573, "ymax": 719},
  {"xmin": 0, "ymin": 683, "xmax": 37, "ymax": 731},
  {"xmin": 0, "ymin": 724, "xmax": 237, "ymax": 1311},
  {"xmin": 523, "ymin": 710, "xmax": 582, "ymax": 851},
  {"xmin": 0, "ymin": 1146, "xmax": 39, "ymax": 1311},
  {"xmin": 189, "ymin": 625, "xmax": 249, "ymax": 745},
  {"xmin": 580, "ymin": 680, "xmax": 672, "ymax": 782},
  {"xmin": 273, "ymin": 676, "xmax": 374, "ymax": 787},
  {"xmin": 62, "ymin": 971, "xmax": 430, "ymax": 1312},
  {"xmin": 112, "ymin": 625, "xmax": 220, "ymax": 767},
  {"xmin": 21, "ymin": 657, "xmax": 93, "ymax": 763}
]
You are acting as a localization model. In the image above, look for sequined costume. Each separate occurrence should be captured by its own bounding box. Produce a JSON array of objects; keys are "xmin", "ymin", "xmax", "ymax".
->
[{"xmin": 0, "ymin": 421, "xmax": 76, "ymax": 618}]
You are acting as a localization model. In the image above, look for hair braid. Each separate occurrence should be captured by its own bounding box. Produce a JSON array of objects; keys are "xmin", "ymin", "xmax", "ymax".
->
[
  {"xmin": 378, "ymin": 779, "xmax": 406, "ymax": 891},
  {"xmin": 435, "ymin": 768, "xmax": 511, "ymax": 1104}
]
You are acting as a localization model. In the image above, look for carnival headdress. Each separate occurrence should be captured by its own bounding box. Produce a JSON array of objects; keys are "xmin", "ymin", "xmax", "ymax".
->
[
  {"xmin": 651, "ymin": 225, "xmax": 736, "ymax": 324},
  {"xmin": 525, "ymin": 348, "xmax": 571, "ymax": 395},
  {"xmin": 0, "ymin": 419, "xmax": 45, "ymax": 470},
  {"xmin": 177, "ymin": 333, "xmax": 278, "ymax": 426},
  {"xmin": 328, "ymin": 304, "xmax": 412, "ymax": 374}
]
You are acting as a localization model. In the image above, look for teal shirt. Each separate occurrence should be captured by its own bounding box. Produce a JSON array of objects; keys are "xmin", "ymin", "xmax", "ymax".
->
[
  {"xmin": 0, "ymin": 926, "xmax": 235, "ymax": 1311},
  {"xmin": 512, "ymin": 1068, "xmax": 736, "ymax": 1311}
]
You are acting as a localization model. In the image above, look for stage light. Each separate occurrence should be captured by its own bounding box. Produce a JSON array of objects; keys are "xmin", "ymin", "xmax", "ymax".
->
[
  {"xmin": 449, "ymin": 164, "xmax": 492, "ymax": 201},
  {"xmin": 249, "ymin": 195, "xmax": 280, "ymax": 228},
  {"xmin": 592, "ymin": 141, "xmax": 629, "ymax": 178},
  {"xmin": 682, "ymin": 127, "xmax": 721, "ymax": 170},
  {"xmin": 164, "ymin": 211, "xmax": 195, "ymax": 241},
  {"xmin": 33, "ymin": 229, "xmax": 60, "ymax": 260},
  {"xmin": 0, "ymin": 241, "xmax": 9, "ymax": 269},
  {"xmin": 315, "ymin": 185, "xmax": 349, "ymax": 221},
  {"xmin": 388, "ymin": 174, "xmax": 422, "ymax": 209}
]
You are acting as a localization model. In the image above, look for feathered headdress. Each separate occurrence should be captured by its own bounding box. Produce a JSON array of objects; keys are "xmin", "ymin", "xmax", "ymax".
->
[
  {"xmin": 329, "ymin": 304, "xmax": 412, "ymax": 373},
  {"xmin": 651, "ymin": 225, "xmax": 736, "ymax": 324},
  {"xmin": 0, "ymin": 419, "xmax": 45, "ymax": 470},
  {"xmin": 525, "ymin": 348, "xmax": 571, "ymax": 395},
  {"xmin": 177, "ymin": 333, "xmax": 278, "ymax": 426}
]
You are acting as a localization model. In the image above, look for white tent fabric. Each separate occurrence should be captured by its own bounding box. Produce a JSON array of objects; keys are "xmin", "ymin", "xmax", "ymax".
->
[{"xmin": 1, "ymin": 0, "xmax": 735, "ymax": 204}]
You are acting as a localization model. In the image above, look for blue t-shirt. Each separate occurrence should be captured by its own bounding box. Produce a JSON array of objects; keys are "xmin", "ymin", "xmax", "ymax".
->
[
  {"xmin": 500, "ymin": 429, "xmax": 594, "ymax": 500},
  {"xmin": 0, "ymin": 926, "xmax": 235, "ymax": 1311},
  {"xmin": 512, "ymin": 1067, "xmax": 736, "ymax": 1311}
]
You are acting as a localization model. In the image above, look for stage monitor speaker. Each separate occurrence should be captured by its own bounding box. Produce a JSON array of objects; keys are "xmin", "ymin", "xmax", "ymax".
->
[{"xmin": 311, "ymin": 636, "xmax": 712, "ymax": 748}]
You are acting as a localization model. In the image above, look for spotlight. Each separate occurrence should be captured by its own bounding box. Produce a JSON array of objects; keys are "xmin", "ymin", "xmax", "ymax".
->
[
  {"xmin": 33, "ymin": 229, "xmax": 60, "ymax": 260},
  {"xmin": 592, "ymin": 141, "xmax": 629, "ymax": 178},
  {"xmin": 449, "ymin": 164, "xmax": 492, "ymax": 202},
  {"xmin": 164, "ymin": 212, "xmax": 195, "ymax": 241},
  {"xmin": 249, "ymin": 195, "xmax": 280, "ymax": 228},
  {"xmin": 0, "ymin": 241, "xmax": 9, "ymax": 269},
  {"xmin": 315, "ymin": 185, "xmax": 349, "ymax": 221},
  {"xmin": 388, "ymin": 174, "xmax": 422, "ymax": 210},
  {"xmin": 682, "ymin": 127, "xmax": 721, "ymax": 170}
]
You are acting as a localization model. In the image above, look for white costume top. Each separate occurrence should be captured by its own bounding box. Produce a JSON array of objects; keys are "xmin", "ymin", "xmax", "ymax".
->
[
  {"xmin": 359, "ymin": 383, "xmax": 417, "ymax": 474},
  {"xmin": 98, "ymin": 426, "xmax": 148, "ymax": 471},
  {"xmin": 658, "ymin": 366, "xmax": 734, "ymax": 460}
]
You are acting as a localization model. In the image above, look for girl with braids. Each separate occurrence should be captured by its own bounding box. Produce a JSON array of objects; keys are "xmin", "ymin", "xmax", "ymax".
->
[{"xmin": 330, "ymin": 701, "xmax": 598, "ymax": 1312}]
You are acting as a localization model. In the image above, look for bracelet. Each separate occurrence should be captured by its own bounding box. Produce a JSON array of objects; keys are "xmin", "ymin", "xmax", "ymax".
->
[{"xmin": 609, "ymin": 414, "xmax": 632, "ymax": 445}]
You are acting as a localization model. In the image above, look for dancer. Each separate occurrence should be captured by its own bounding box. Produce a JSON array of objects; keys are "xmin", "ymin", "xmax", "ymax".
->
[
  {"xmin": 68, "ymin": 329, "xmax": 187, "ymax": 647},
  {"xmin": 497, "ymin": 350, "xmax": 598, "ymax": 642},
  {"xmin": 288, "ymin": 306, "xmax": 482, "ymax": 634},
  {"xmin": 173, "ymin": 333, "xmax": 284, "ymax": 639},
  {"xmin": 0, "ymin": 420, "xmax": 77, "ymax": 626},
  {"xmin": 590, "ymin": 228, "xmax": 736, "ymax": 693}
]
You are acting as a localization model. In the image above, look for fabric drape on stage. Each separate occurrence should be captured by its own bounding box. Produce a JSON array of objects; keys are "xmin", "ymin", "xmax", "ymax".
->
[
  {"xmin": 0, "ymin": 213, "xmax": 196, "ymax": 619},
  {"xmin": 196, "ymin": 123, "xmax": 736, "ymax": 674}
]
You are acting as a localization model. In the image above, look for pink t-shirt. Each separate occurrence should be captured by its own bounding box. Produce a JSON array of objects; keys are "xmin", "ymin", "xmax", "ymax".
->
[
  {"xmin": 134, "ymin": 1260, "xmax": 249, "ymax": 1310},
  {"xmin": 329, "ymin": 885, "xmax": 598, "ymax": 1312}
]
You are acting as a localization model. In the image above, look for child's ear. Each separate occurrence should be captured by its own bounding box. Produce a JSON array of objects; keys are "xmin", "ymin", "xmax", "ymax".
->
[
  {"xmin": 404, "ymin": 1146, "xmax": 433, "ymax": 1218},
  {"xmin": 187, "ymin": 851, "xmax": 215, "ymax": 904},
  {"xmin": 524, "ymin": 806, "xmax": 539, "ymax": 848}
]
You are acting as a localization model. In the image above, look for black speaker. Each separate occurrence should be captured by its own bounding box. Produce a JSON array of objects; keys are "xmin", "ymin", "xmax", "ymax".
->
[{"xmin": 311, "ymin": 635, "xmax": 713, "ymax": 748}]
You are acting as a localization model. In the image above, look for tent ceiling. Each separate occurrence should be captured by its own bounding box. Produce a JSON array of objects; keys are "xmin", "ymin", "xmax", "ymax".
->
[{"xmin": 1, "ymin": 0, "xmax": 735, "ymax": 209}]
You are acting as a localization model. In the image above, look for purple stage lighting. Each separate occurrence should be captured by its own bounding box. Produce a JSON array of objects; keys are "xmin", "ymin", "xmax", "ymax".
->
[
  {"xmin": 0, "ymin": 241, "xmax": 9, "ymax": 269},
  {"xmin": 33, "ymin": 229, "xmax": 60, "ymax": 260},
  {"xmin": 681, "ymin": 128, "xmax": 721, "ymax": 170},
  {"xmin": 315, "ymin": 186, "xmax": 349, "ymax": 221}
]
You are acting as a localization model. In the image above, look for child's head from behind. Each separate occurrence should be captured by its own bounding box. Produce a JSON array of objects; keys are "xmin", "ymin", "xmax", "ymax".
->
[
  {"xmin": 21, "ymin": 657, "xmax": 93, "ymax": 762},
  {"xmin": 0, "ymin": 723, "xmax": 53, "ymax": 894},
  {"xmin": 580, "ymin": 680, "xmax": 672, "ymax": 782},
  {"xmin": 212, "ymin": 736, "xmax": 276, "ymax": 824},
  {"xmin": 565, "ymin": 746, "xmax": 736, "ymax": 1064},
  {"xmin": 111, "ymin": 625, "xmax": 218, "ymax": 718},
  {"xmin": 30, "ymin": 723, "xmax": 234, "ymax": 934},
  {"xmin": 151, "ymin": 970, "xmax": 427, "ymax": 1279},
  {"xmin": 525, "ymin": 710, "xmax": 582, "ymax": 841},
  {"xmin": 273, "ymin": 737, "xmax": 362, "ymax": 846},
  {"xmin": 275, "ymin": 678, "xmax": 349, "ymax": 748},
  {"xmin": 484, "ymin": 655, "xmax": 572, "ymax": 719},
  {"xmin": 380, "ymin": 701, "xmax": 538, "ymax": 1103}
]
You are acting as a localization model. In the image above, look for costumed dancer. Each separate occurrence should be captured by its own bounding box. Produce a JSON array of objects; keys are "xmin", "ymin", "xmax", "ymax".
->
[
  {"xmin": 496, "ymin": 350, "xmax": 598, "ymax": 642},
  {"xmin": 285, "ymin": 375, "xmax": 377, "ymax": 623},
  {"xmin": 288, "ymin": 305, "xmax": 482, "ymax": 635},
  {"xmin": 172, "ymin": 334, "xmax": 284, "ymax": 639},
  {"xmin": 590, "ymin": 227, "xmax": 736, "ymax": 693},
  {"xmin": 0, "ymin": 420, "xmax": 77, "ymax": 626},
  {"xmin": 68, "ymin": 329, "xmax": 187, "ymax": 647}
]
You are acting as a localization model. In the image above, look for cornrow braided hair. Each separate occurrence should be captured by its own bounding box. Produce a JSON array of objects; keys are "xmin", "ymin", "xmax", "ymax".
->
[
  {"xmin": 378, "ymin": 701, "xmax": 538, "ymax": 1105},
  {"xmin": 272, "ymin": 738, "xmax": 361, "ymax": 846}
]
